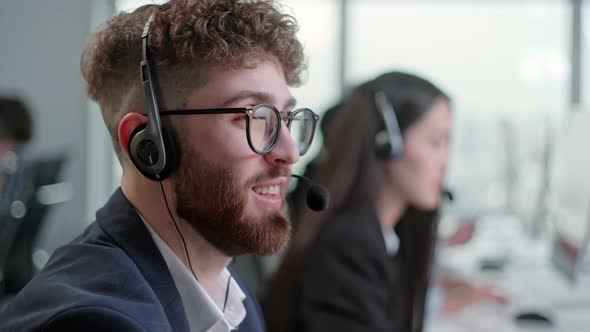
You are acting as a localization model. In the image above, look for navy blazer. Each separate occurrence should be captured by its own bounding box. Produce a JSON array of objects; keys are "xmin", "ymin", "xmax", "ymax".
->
[{"xmin": 0, "ymin": 188, "xmax": 265, "ymax": 332}]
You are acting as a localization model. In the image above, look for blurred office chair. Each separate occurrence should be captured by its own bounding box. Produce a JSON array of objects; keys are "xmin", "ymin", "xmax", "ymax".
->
[{"xmin": 0, "ymin": 153, "xmax": 67, "ymax": 301}]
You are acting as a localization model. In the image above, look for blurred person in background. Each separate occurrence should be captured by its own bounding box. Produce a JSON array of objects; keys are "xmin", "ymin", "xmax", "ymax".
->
[
  {"xmin": 0, "ymin": 96, "xmax": 33, "ymax": 203},
  {"xmin": 0, "ymin": 96, "xmax": 33, "ymax": 309},
  {"xmin": 0, "ymin": 96, "xmax": 33, "ymax": 176},
  {"xmin": 264, "ymin": 71, "xmax": 452, "ymax": 332},
  {"xmin": 0, "ymin": 97, "xmax": 32, "ymax": 154}
]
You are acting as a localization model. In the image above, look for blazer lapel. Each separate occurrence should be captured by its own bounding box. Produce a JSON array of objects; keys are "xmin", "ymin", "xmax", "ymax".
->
[{"xmin": 96, "ymin": 188, "xmax": 190, "ymax": 332}]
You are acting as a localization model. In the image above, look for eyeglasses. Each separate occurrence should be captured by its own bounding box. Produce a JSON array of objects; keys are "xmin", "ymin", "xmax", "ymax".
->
[{"xmin": 160, "ymin": 104, "xmax": 319, "ymax": 156}]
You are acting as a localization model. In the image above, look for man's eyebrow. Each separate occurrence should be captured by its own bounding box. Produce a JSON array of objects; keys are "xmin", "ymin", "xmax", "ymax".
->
[{"xmin": 220, "ymin": 90, "xmax": 297, "ymax": 110}]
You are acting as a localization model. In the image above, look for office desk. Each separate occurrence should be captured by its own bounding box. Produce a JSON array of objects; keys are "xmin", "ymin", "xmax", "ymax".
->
[{"xmin": 426, "ymin": 215, "xmax": 590, "ymax": 331}]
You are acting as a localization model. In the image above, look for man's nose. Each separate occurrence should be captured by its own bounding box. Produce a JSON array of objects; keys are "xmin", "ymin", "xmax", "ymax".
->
[{"xmin": 264, "ymin": 124, "xmax": 299, "ymax": 166}]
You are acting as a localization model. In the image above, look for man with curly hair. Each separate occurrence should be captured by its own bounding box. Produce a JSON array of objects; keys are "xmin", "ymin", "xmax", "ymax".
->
[{"xmin": 0, "ymin": 0, "xmax": 318, "ymax": 331}]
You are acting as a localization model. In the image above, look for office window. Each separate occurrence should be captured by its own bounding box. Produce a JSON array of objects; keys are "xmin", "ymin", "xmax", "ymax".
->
[
  {"xmin": 347, "ymin": 1, "xmax": 568, "ymax": 215},
  {"xmin": 280, "ymin": 1, "xmax": 341, "ymax": 172},
  {"xmin": 583, "ymin": 2, "xmax": 590, "ymax": 106}
]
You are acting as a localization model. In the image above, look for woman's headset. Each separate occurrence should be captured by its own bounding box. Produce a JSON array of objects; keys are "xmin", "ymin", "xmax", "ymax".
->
[{"xmin": 373, "ymin": 90, "xmax": 404, "ymax": 161}]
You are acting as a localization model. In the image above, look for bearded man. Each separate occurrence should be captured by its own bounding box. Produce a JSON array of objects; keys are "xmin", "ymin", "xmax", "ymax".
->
[{"xmin": 0, "ymin": 1, "xmax": 319, "ymax": 331}]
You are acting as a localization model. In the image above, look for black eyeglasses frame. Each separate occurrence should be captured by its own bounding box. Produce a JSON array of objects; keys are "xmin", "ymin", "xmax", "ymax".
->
[{"xmin": 160, "ymin": 105, "xmax": 319, "ymax": 156}]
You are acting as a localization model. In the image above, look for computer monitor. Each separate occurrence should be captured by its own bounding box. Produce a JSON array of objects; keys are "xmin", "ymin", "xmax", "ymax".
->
[
  {"xmin": 546, "ymin": 110, "xmax": 590, "ymax": 283},
  {"xmin": 503, "ymin": 112, "xmax": 555, "ymax": 239}
]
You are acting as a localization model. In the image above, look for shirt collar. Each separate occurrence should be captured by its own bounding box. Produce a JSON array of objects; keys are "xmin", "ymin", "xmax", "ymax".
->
[
  {"xmin": 141, "ymin": 215, "xmax": 246, "ymax": 332},
  {"xmin": 381, "ymin": 224, "xmax": 400, "ymax": 256}
]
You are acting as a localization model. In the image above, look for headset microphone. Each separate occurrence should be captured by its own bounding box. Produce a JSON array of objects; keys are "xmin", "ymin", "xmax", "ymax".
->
[
  {"xmin": 442, "ymin": 188, "xmax": 454, "ymax": 202},
  {"xmin": 291, "ymin": 174, "xmax": 330, "ymax": 212}
]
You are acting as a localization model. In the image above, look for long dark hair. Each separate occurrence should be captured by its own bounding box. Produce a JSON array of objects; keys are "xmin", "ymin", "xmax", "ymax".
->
[{"xmin": 263, "ymin": 71, "xmax": 450, "ymax": 332}]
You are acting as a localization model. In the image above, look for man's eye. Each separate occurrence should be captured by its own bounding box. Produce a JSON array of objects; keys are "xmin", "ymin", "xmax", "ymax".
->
[{"xmin": 233, "ymin": 116, "xmax": 247, "ymax": 127}]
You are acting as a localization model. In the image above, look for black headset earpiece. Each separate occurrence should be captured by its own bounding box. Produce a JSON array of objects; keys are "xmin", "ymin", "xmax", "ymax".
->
[
  {"xmin": 129, "ymin": 122, "xmax": 178, "ymax": 181},
  {"xmin": 373, "ymin": 90, "xmax": 404, "ymax": 160},
  {"xmin": 128, "ymin": 12, "xmax": 178, "ymax": 181}
]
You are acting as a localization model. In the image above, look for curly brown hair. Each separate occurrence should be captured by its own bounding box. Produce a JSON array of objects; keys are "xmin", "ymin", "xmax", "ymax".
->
[{"xmin": 81, "ymin": 0, "xmax": 305, "ymax": 160}]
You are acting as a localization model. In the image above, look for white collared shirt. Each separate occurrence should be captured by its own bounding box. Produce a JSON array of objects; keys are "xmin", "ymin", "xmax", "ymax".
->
[
  {"xmin": 381, "ymin": 225, "xmax": 400, "ymax": 257},
  {"xmin": 142, "ymin": 218, "xmax": 247, "ymax": 332}
]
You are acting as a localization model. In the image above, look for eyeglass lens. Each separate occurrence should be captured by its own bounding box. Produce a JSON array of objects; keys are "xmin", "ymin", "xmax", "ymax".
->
[{"xmin": 248, "ymin": 105, "xmax": 315, "ymax": 155}]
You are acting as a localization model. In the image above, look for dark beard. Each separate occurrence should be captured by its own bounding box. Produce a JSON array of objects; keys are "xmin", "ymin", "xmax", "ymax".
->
[{"xmin": 173, "ymin": 144, "xmax": 291, "ymax": 256}]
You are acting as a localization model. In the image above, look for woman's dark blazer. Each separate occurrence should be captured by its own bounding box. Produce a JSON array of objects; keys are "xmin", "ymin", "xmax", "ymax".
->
[{"xmin": 296, "ymin": 208, "xmax": 404, "ymax": 332}]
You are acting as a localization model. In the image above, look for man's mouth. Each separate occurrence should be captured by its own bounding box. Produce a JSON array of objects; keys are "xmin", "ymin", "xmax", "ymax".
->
[
  {"xmin": 253, "ymin": 185, "xmax": 281, "ymax": 196},
  {"xmin": 250, "ymin": 178, "xmax": 288, "ymax": 210}
]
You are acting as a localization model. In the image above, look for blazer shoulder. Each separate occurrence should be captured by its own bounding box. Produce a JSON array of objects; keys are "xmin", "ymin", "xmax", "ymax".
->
[
  {"xmin": 42, "ymin": 306, "xmax": 147, "ymax": 332},
  {"xmin": 0, "ymin": 241, "xmax": 168, "ymax": 332}
]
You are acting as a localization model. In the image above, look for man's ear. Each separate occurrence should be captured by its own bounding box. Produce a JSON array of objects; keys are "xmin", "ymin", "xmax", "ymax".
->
[{"xmin": 118, "ymin": 112, "xmax": 148, "ymax": 158}]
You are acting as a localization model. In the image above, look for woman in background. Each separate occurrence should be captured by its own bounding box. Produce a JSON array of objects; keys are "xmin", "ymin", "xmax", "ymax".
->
[{"xmin": 264, "ymin": 71, "xmax": 452, "ymax": 332}]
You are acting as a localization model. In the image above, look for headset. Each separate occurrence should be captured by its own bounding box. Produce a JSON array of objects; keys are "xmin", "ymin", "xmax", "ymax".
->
[
  {"xmin": 128, "ymin": 12, "xmax": 240, "ymax": 313},
  {"xmin": 128, "ymin": 13, "xmax": 178, "ymax": 181},
  {"xmin": 373, "ymin": 90, "xmax": 404, "ymax": 161},
  {"xmin": 373, "ymin": 90, "xmax": 455, "ymax": 202}
]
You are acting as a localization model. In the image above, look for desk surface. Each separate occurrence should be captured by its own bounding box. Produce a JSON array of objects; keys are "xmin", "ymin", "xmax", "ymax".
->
[
  {"xmin": 427, "ymin": 215, "xmax": 590, "ymax": 332},
  {"xmin": 426, "ymin": 304, "xmax": 590, "ymax": 332}
]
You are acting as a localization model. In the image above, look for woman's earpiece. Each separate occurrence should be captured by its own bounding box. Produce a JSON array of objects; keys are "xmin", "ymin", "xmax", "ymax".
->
[{"xmin": 373, "ymin": 91, "xmax": 404, "ymax": 160}]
